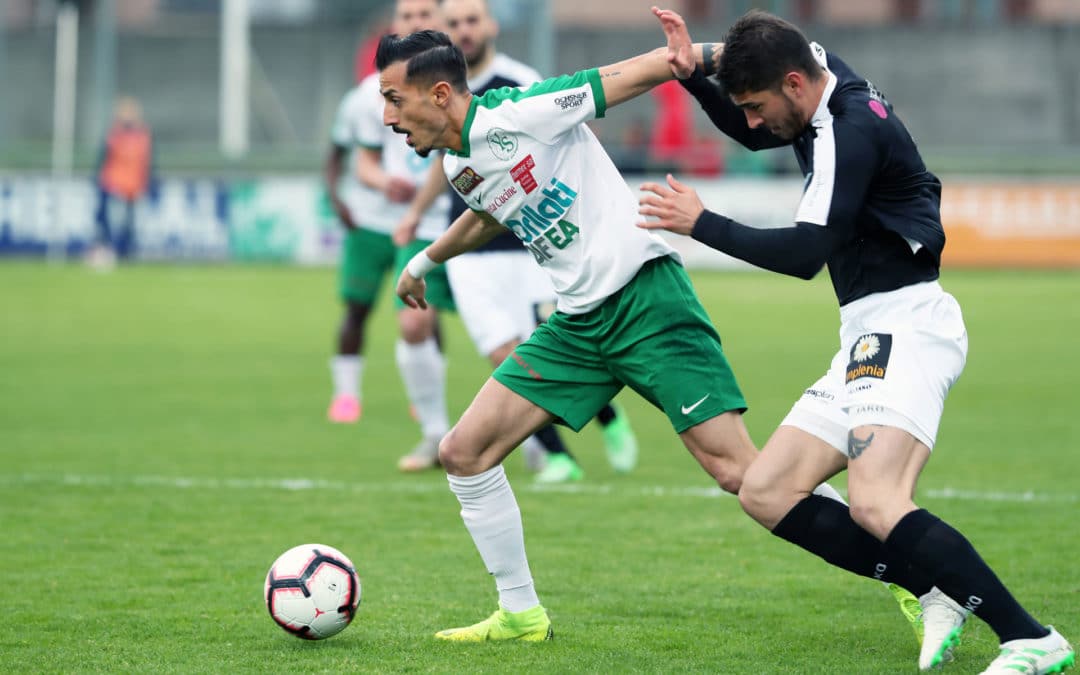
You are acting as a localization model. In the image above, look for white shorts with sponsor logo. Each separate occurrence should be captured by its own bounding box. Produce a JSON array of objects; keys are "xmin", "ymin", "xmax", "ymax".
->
[
  {"xmin": 446, "ymin": 251, "xmax": 556, "ymax": 356},
  {"xmin": 781, "ymin": 280, "xmax": 968, "ymax": 454}
]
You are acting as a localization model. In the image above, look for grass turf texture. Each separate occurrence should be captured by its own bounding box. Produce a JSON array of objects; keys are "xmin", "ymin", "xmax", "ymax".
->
[{"xmin": 1, "ymin": 262, "xmax": 1077, "ymax": 673}]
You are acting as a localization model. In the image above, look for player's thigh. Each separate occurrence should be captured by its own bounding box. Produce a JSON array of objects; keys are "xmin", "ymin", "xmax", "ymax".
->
[
  {"xmin": 679, "ymin": 411, "xmax": 757, "ymax": 492},
  {"xmin": 394, "ymin": 239, "xmax": 456, "ymax": 311},
  {"xmin": 339, "ymin": 228, "xmax": 395, "ymax": 305},
  {"xmin": 442, "ymin": 376, "xmax": 555, "ymax": 475},
  {"xmin": 493, "ymin": 320, "xmax": 621, "ymax": 432},
  {"xmin": 446, "ymin": 252, "xmax": 537, "ymax": 356},
  {"xmin": 606, "ymin": 258, "xmax": 747, "ymax": 433},
  {"xmin": 845, "ymin": 424, "xmax": 930, "ymax": 538}
]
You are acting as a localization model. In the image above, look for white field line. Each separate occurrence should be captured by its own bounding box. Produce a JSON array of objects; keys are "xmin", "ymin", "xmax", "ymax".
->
[{"xmin": 2, "ymin": 472, "xmax": 1077, "ymax": 504}]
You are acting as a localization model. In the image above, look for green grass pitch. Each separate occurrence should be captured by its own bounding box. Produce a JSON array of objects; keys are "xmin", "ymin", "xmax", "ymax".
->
[{"xmin": 1, "ymin": 261, "xmax": 1076, "ymax": 673}]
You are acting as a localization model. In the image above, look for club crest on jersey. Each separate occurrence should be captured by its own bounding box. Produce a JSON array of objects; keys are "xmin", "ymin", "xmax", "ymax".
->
[
  {"xmin": 486, "ymin": 127, "xmax": 518, "ymax": 161},
  {"xmin": 846, "ymin": 333, "xmax": 892, "ymax": 383},
  {"xmin": 451, "ymin": 167, "xmax": 484, "ymax": 195},
  {"xmin": 511, "ymin": 155, "xmax": 539, "ymax": 194}
]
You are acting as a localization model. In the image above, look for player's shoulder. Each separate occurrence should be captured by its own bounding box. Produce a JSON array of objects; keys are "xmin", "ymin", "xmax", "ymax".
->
[
  {"xmin": 474, "ymin": 68, "xmax": 597, "ymax": 110},
  {"xmin": 822, "ymin": 51, "xmax": 899, "ymax": 138}
]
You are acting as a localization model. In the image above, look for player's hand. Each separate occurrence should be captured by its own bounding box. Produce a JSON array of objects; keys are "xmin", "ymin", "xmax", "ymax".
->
[
  {"xmin": 396, "ymin": 267, "xmax": 428, "ymax": 310},
  {"xmin": 652, "ymin": 6, "xmax": 694, "ymax": 79},
  {"xmin": 637, "ymin": 173, "xmax": 704, "ymax": 237},
  {"xmin": 393, "ymin": 213, "xmax": 420, "ymax": 246},
  {"xmin": 330, "ymin": 196, "xmax": 357, "ymax": 230},
  {"xmin": 385, "ymin": 176, "xmax": 417, "ymax": 203}
]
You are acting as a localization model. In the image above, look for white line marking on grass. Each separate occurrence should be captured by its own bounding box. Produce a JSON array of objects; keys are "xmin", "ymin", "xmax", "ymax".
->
[{"xmin": 3, "ymin": 472, "xmax": 1078, "ymax": 504}]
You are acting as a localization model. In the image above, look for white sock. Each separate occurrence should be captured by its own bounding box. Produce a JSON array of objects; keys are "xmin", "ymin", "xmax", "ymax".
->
[
  {"xmin": 447, "ymin": 465, "xmax": 540, "ymax": 613},
  {"xmin": 812, "ymin": 482, "xmax": 846, "ymax": 504},
  {"xmin": 396, "ymin": 338, "xmax": 449, "ymax": 438},
  {"xmin": 330, "ymin": 355, "xmax": 361, "ymax": 399}
]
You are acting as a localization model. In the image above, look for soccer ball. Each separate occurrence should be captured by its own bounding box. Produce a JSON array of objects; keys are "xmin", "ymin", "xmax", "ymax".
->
[{"xmin": 264, "ymin": 543, "xmax": 362, "ymax": 639}]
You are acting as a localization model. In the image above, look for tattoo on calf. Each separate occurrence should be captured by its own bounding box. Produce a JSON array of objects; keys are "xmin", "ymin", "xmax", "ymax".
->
[
  {"xmin": 847, "ymin": 430, "xmax": 875, "ymax": 459},
  {"xmin": 703, "ymin": 43, "xmax": 718, "ymax": 77}
]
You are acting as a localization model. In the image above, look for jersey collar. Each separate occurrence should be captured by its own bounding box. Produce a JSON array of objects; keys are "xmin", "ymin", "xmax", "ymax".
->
[{"xmin": 448, "ymin": 96, "xmax": 479, "ymax": 158}]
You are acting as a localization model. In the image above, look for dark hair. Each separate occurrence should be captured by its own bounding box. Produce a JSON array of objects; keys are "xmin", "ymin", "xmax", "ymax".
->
[
  {"xmin": 375, "ymin": 30, "xmax": 469, "ymax": 93},
  {"xmin": 718, "ymin": 10, "xmax": 823, "ymax": 95}
]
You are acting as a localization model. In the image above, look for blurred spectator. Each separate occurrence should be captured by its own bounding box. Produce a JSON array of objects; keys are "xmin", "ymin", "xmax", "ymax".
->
[
  {"xmin": 612, "ymin": 117, "xmax": 650, "ymax": 174},
  {"xmin": 649, "ymin": 80, "xmax": 723, "ymax": 176},
  {"xmin": 353, "ymin": 14, "xmax": 392, "ymax": 84},
  {"xmin": 87, "ymin": 96, "xmax": 154, "ymax": 269}
]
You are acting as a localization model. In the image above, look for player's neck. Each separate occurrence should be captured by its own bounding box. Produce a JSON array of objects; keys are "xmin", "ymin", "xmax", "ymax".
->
[{"xmin": 443, "ymin": 93, "xmax": 474, "ymax": 153}]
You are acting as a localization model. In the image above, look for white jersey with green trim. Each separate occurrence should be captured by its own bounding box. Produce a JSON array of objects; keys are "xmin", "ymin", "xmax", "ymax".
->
[
  {"xmin": 356, "ymin": 73, "xmax": 450, "ymax": 240},
  {"xmin": 442, "ymin": 68, "xmax": 677, "ymax": 315},
  {"xmin": 329, "ymin": 84, "xmax": 390, "ymax": 234}
]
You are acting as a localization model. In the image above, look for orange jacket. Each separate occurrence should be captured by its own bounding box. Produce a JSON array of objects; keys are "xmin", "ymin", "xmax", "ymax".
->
[{"xmin": 98, "ymin": 123, "xmax": 152, "ymax": 200}]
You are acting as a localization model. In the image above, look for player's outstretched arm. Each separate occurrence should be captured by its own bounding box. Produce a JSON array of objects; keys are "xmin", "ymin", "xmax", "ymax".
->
[{"xmin": 397, "ymin": 210, "xmax": 504, "ymax": 309}]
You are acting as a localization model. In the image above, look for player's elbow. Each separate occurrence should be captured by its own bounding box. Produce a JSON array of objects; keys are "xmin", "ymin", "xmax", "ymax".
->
[{"xmin": 791, "ymin": 261, "xmax": 824, "ymax": 280}]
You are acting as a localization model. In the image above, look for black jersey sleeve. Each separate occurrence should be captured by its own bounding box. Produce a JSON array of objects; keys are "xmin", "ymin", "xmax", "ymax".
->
[
  {"xmin": 691, "ymin": 213, "xmax": 836, "ymax": 279},
  {"xmin": 678, "ymin": 66, "xmax": 789, "ymax": 151}
]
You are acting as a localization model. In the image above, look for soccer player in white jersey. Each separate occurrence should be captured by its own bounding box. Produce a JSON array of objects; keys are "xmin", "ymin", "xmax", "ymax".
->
[
  {"xmin": 325, "ymin": 67, "xmax": 396, "ymax": 425},
  {"xmin": 375, "ymin": 25, "xmax": 763, "ymax": 641},
  {"xmin": 340, "ymin": 0, "xmax": 456, "ymax": 471},
  {"xmin": 399, "ymin": 0, "xmax": 641, "ymax": 483}
]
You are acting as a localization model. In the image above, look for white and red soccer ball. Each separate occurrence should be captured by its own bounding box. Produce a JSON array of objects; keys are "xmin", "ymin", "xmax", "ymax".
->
[{"xmin": 264, "ymin": 543, "xmax": 361, "ymax": 639}]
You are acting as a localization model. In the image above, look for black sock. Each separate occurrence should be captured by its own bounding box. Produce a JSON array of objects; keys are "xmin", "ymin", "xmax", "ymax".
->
[
  {"xmin": 595, "ymin": 404, "xmax": 617, "ymax": 427},
  {"xmin": 534, "ymin": 424, "xmax": 575, "ymax": 460},
  {"xmin": 772, "ymin": 495, "xmax": 934, "ymax": 596},
  {"xmin": 884, "ymin": 509, "xmax": 1048, "ymax": 643}
]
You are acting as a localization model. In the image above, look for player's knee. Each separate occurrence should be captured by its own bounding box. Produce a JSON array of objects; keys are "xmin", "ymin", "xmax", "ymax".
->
[
  {"xmin": 848, "ymin": 498, "xmax": 892, "ymax": 541},
  {"xmin": 438, "ymin": 427, "xmax": 486, "ymax": 475},
  {"xmin": 738, "ymin": 468, "xmax": 781, "ymax": 525},
  {"xmin": 709, "ymin": 459, "xmax": 744, "ymax": 496}
]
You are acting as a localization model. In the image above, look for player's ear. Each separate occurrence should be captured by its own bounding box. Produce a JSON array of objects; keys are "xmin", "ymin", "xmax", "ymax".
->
[
  {"xmin": 783, "ymin": 71, "xmax": 803, "ymax": 98},
  {"xmin": 430, "ymin": 80, "xmax": 452, "ymax": 106}
]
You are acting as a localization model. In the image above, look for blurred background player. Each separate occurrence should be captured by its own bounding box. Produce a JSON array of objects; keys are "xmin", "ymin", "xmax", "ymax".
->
[
  {"xmin": 87, "ymin": 95, "xmax": 154, "ymax": 270},
  {"xmin": 325, "ymin": 0, "xmax": 450, "ymax": 471},
  {"xmin": 324, "ymin": 35, "xmax": 398, "ymax": 426},
  {"xmin": 400, "ymin": 0, "xmax": 639, "ymax": 483},
  {"xmin": 355, "ymin": 0, "xmax": 456, "ymax": 472}
]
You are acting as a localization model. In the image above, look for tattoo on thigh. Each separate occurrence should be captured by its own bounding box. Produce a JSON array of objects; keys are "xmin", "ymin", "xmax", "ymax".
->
[{"xmin": 847, "ymin": 430, "xmax": 875, "ymax": 459}]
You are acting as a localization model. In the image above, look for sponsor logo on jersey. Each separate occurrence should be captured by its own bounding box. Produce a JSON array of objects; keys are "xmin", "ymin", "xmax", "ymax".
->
[
  {"xmin": 485, "ymin": 185, "xmax": 517, "ymax": 214},
  {"xmin": 846, "ymin": 333, "xmax": 892, "ymax": 383},
  {"xmin": 486, "ymin": 127, "xmax": 518, "ymax": 160},
  {"xmin": 504, "ymin": 177, "xmax": 581, "ymax": 264},
  {"xmin": 803, "ymin": 387, "xmax": 835, "ymax": 401},
  {"xmin": 450, "ymin": 167, "xmax": 485, "ymax": 195},
  {"xmin": 554, "ymin": 92, "xmax": 587, "ymax": 111},
  {"xmin": 510, "ymin": 155, "xmax": 539, "ymax": 194}
]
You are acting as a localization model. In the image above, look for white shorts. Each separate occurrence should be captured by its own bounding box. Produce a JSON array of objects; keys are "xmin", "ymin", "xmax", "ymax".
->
[
  {"xmin": 781, "ymin": 281, "xmax": 968, "ymax": 454},
  {"xmin": 446, "ymin": 251, "xmax": 556, "ymax": 356}
]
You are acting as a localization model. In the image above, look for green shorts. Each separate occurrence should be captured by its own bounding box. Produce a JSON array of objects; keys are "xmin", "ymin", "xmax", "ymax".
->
[
  {"xmin": 493, "ymin": 256, "xmax": 746, "ymax": 433},
  {"xmin": 394, "ymin": 239, "xmax": 456, "ymax": 311},
  {"xmin": 339, "ymin": 227, "xmax": 396, "ymax": 305}
]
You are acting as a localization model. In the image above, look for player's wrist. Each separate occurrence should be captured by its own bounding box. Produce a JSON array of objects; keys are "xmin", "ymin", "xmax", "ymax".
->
[{"xmin": 406, "ymin": 248, "xmax": 438, "ymax": 279}]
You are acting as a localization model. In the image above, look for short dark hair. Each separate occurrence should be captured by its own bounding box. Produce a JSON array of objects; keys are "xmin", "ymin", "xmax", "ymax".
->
[
  {"xmin": 375, "ymin": 30, "xmax": 469, "ymax": 93},
  {"xmin": 718, "ymin": 10, "xmax": 823, "ymax": 95}
]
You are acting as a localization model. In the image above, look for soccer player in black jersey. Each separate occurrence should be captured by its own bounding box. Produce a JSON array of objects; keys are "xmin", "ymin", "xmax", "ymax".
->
[{"xmin": 639, "ymin": 8, "xmax": 1074, "ymax": 675}]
